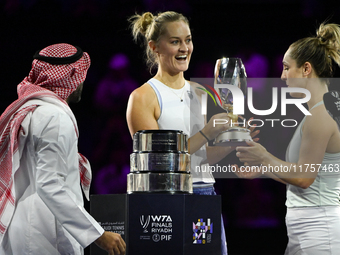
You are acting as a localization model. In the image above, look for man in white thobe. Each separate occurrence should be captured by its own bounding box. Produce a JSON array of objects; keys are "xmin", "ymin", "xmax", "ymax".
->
[{"xmin": 0, "ymin": 43, "xmax": 126, "ymax": 255}]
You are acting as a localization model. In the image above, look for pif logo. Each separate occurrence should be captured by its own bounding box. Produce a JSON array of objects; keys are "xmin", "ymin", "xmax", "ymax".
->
[
  {"xmin": 193, "ymin": 218, "xmax": 213, "ymax": 244},
  {"xmin": 140, "ymin": 215, "xmax": 173, "ymax": 242}
]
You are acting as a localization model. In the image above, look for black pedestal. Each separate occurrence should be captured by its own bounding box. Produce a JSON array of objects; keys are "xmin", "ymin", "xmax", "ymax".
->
[{"xmin": 90, "ymin": 194, "xmax": 221, "ymax": 255}]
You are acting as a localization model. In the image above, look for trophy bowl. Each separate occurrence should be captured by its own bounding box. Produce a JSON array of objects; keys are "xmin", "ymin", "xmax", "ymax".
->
[{"xmin": 214, "ymin": 57, "xmax": 252, "ymax": 146}]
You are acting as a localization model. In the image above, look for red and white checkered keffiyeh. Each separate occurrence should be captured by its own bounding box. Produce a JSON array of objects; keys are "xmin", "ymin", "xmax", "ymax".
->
[{"xmin": 0, "ymin": 43, "xmax": 92, "ymax": 240}]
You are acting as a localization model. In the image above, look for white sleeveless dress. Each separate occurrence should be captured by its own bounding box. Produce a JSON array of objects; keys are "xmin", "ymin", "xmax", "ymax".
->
[
  {"xmin": 147, "ymin": 78, "xmax": 215, "ymax": 185},
  {"xmin": 285, "ymin": 101, "xmax": 340, "ymax": 254}
]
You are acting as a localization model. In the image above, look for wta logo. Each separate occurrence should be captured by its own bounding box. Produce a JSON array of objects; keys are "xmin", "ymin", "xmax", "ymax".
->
[
  {"xmin": 140, "ymin": 215, "xmax": 150, "ymax": 233},
  {"xmin": 197, "ymin": 84, "xmax": 222, "ymax": 107}
]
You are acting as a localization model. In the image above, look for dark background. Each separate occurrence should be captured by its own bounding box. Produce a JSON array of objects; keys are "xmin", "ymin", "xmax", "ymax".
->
[{"xmin": 1, "ymin": 0, "xmax": 340, "ymax": 254}]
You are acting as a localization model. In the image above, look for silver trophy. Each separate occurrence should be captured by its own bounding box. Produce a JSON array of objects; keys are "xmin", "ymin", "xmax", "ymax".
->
[
  {"xmin": 127, "ymin": 130, "xmax": 193, "ymax": 193},
  {"xmin": 214, "ymin": 57, "xmax": 252, "ymax": 146}
]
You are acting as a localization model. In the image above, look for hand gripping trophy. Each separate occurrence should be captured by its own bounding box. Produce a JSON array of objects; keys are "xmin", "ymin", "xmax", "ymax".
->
[{"xmin": 214, "ymin": 57, "xmax": 253, "ymax": 146}]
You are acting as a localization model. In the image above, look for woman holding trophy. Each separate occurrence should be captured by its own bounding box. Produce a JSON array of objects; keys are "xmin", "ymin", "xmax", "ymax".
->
[
  {"xmin": 236, "ymin": 22, "xmax": 340, "ymax": 254},
  {"xmin": 126, "ymin": 10, "xmax": 260, "ymax": 255}
]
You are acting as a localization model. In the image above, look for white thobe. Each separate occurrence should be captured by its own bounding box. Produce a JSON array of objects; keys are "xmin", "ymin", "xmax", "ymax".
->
[{"xmin": 0, "ymin": 101, "xmax": 104, "ymax": 255}]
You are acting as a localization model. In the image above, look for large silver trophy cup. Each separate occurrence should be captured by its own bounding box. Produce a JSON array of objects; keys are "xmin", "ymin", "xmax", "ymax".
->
[
  {"xmin": 214, "ymin": 57, "xmax": 252, "ymax": 146},
  {"xmin": 127, "ymin": 130, "xmax": 193, "ymax": 193}
]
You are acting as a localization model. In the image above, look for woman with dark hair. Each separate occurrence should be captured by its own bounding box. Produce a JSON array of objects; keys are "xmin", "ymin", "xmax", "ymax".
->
[{"xmin": 236, "ymin": 23, "xmax": 340, "ymax": 254}]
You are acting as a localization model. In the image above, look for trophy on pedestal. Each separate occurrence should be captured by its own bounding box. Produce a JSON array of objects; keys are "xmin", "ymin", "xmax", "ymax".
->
[{"xmin": 214, "ymin": 57, "xmax": 252, "ymax": 146}]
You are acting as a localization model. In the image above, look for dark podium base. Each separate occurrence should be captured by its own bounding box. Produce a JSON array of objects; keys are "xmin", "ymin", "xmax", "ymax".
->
[{"xmin": 90, "ymin": 193, "xmax": 221, "ymax": 255}]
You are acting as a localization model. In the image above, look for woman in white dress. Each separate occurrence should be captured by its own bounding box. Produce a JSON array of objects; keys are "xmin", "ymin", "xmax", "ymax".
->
[
  {"xmin": 126, "ymin": 11, "xmax": 259, "ymax": 255},
  {"xmin": 235, "ymin": 22, "xmax": 340, "ymax": 254}
]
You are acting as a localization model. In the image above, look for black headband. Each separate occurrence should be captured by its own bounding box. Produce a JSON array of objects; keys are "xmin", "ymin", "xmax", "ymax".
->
[{"xmin": 33, "ymin": 46, "xmax": 83, "ymax": 65}]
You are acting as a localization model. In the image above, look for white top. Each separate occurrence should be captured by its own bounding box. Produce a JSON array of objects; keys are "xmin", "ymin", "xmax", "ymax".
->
[
  {"xmin": 285, "ymin": 101, "xmax": 340, "ymax": 208},
  {"xmin": 148, "ymin": 78, "xmax": 214, "ymax": 184},
  {"xmin": 0, "ymin": 100, "xmax": 104, "ymax": 255}
]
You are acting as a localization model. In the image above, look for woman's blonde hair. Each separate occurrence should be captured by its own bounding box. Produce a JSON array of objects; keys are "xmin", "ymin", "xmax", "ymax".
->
[
  {"xmin": 289, "ymin": 22, "xmax": 340, "ymax": 81},
  {"xmin": 129, "ymin": 11, "xmax": 189, "ymax": 71}
]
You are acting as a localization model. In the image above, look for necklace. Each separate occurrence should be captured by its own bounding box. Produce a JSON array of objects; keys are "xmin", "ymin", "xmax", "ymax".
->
[
  {"xmin": 158, "ymin": 78, "xmax": 186, "ymax": 102},
  {"xmin": 168, "ymin": 86, "xmax": 185, "ymax": 102}
]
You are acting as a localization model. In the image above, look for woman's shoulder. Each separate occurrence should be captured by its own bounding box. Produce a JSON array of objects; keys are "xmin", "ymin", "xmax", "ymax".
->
[
  {"xmin": 304, "ymin": 103, "xmax": 337, "ymax": 133},
  {"xmin": 129, "ymin": 82, "xmax": 157, "ymax": 103},
  {"xmin": 307, "ymin": 103, "xmax": 331, "ymax": 120}
]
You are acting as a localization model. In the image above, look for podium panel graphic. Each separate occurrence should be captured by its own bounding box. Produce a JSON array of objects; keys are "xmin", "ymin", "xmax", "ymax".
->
[{"xmin": 90, "ymin": 194, "xmax": 221, "ymax": 255}]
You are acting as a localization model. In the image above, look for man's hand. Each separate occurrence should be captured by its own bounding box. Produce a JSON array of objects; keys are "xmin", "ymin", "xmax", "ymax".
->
[{"xmin": 94, "ymin": 231, "xmax": 126, "ymax": 255}]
